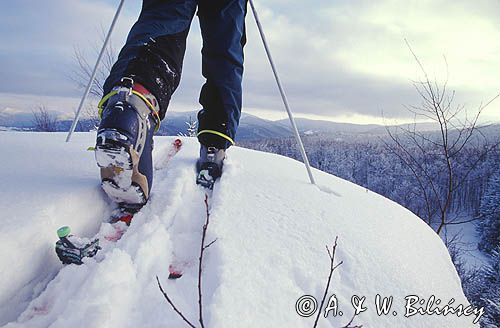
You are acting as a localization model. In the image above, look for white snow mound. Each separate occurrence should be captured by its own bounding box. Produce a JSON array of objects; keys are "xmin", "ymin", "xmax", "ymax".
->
[{"xmin": 0, "ymin": 132, "xmax": 476, "ymax": 327}]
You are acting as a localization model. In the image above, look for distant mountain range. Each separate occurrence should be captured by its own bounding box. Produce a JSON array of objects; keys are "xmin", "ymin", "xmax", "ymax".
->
[
  {"xmin": 0, "ymin": 108, "xmax": 35, "ymax": 129},
  {"xmin": 1, "ymin": 107, "xmax": 498, "ymax": 141}
]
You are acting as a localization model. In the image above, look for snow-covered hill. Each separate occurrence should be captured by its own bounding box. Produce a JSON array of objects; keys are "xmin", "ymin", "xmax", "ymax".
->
[{"xmin": 0, "ymin": 132, "xmax": 478, "ymax": 327}]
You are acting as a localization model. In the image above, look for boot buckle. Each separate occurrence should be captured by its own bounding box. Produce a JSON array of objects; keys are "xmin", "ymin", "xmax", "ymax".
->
[{"xmin": 117, "ymin": 77, "xmax": 134, "ymax": 100}]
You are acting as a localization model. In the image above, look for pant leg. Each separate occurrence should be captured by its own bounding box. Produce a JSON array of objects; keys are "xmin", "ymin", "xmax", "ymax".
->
[
  {"xmin": 103, "ymin": 0, "xmax": 198, "ymax": 120},
  {"xmin": 197, "ymin": 0, "xmax": 248, "ymax": 149}
]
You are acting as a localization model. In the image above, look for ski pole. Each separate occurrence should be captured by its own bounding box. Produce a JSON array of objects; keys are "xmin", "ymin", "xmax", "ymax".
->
[
  {"xmin": 66, "ymin": 0, "xmax": 126, "ymax": 142},
  {"xmin": 248, "ymin": 0, "xmax": 316, "ymax": 185}
]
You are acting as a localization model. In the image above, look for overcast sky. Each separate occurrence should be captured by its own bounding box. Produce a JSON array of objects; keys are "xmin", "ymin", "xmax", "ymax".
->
[{"xmin": 1, "ymin": 0, "xmax": 499, "ymax": 124}]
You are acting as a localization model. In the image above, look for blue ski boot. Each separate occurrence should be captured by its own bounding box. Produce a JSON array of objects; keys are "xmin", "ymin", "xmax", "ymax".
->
[
  {"xmin": 196, "ymin": 145, "xmax": 226, "ymax": 189},
  {"xmin": 95, "ymin": 77, "xmax": 160, "ymax": 211}
]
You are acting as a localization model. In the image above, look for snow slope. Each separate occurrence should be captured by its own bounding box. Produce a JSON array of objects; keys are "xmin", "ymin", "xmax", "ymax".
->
[{"xmin": 0, "ymin": 132, "xmax": 477, "ymax": 327}]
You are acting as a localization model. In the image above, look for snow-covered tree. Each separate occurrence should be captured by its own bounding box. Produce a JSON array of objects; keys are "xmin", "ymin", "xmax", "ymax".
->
[
  {"xmin": 477, "ymin": 168, "xmax": 500, "ymax": 255},
  {"xmin": 185, "ymin": 116, "xmax": 198, "ymax": 137},
  {"xmin": 462, "ymin": 247, "xmax": 500, "ymax": 327}
]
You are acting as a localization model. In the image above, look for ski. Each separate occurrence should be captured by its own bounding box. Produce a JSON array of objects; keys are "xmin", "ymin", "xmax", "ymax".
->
[
  {"xmin": 167, "ymin": 147, "xmax": 223, "ymax": 279},
  {"xmin": 55, "ymin": 138, "xmax": 183, "ymax": 265},
  {"xmin": 167, "ymin": 188, "xmax": 214, "ymax": 280},
  {"xmin": 168, "ymin": 261, "xmax": 191, "ymax": 279}
]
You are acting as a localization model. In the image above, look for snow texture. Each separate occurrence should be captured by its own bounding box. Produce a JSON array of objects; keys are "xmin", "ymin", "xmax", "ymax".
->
[{"xmin": 0, "ymin": 132, "xmax": 476, "ymax": 327}]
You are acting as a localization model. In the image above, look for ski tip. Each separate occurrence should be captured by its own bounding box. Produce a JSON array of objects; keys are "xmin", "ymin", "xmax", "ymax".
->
[
  {"xmin": 168, "ymin": 272, "xmax": 183, "ymax": 280},
  {"xmin": 168, "ymin": 264, "xmax": 183, "ymax": 279},
  {"xmin": 173, "ymin": 138, "xmax": 182, "ymax": 148},
  {"xmin": 57, "ymin": 226, "xmax": 71, "ymax": 238}
]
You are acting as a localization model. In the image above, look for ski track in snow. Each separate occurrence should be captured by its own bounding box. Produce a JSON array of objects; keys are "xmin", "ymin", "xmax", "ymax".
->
[
  {"xmin": 2, "ymin": 137, "xmax": 219, "ymax": 328},
  {"xmin": 0, "ymin": 133, "xmax": 477, "ymax": 327}
]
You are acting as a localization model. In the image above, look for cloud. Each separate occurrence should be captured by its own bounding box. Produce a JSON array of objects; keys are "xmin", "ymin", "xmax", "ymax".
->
[
  {"xmin": 1, "ymin": 0, "xmax": 499, "ymax": 123},
  {"xmin": 0, "ymin": 0, "xmax": 139, "ymax": 96},
  {"xmin": 327, "ymin": 0, "xmax": 500, "ymax": 87},
  {"xmin": 237, "ymin": 0, "xmax": 500, "ymax": 121}
]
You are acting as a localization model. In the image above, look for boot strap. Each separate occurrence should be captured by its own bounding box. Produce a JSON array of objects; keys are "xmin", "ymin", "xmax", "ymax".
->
[{"xmin": 98, "ymin": 90, "xmax": 161, "ymax": 132}]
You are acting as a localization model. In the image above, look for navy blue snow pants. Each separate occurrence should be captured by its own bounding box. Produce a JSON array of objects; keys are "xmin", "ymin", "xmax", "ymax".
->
[{"xmin": 103, "ymin": 0, "xmax": 247, "ymax": 149}]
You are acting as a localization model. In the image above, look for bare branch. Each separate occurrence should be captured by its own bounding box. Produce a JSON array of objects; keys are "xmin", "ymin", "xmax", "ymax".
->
[
  {"xmin": 197, "ymin": 193, "xmax": 216, "ymax": 328},
  {"xmin": 387, "ymin": 40, "xmax": 500, "ymax": 236},
  {"xmin": 157, "ymin": 193, "xmax": 217, "ymax": 328},
  {"xmin": 203, "ymin": 238, "xmax": 217, "ymax": 250},
  {"xmin": 313, "ymin": 236, "xmax": 344, "ymax": 328},
  {"xmin": 32, "ymin": 105, "xmax": 59, "ymax": 132},
  {"xmin": 341, "ymin": 312, "xmax": 364, "ymax": 328},
  {"xmin": 156, "ymin": 276, "xmax": 197, "ymax": 328},
  {"xmin": 68, "ymin": 26, "xmax": 117, "ymax": 99}
]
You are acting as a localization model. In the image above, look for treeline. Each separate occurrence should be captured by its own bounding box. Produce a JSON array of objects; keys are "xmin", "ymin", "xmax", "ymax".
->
[{"xmin": 240, "ymin": 134, "xmax": 497, "ymax": 221}]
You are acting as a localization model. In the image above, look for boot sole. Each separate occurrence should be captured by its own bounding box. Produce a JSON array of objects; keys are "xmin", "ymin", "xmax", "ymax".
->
[
  {"xmin": 101, "ymin": 180, "xmax": 146, "ymax": 208},
  {"xmin": 95, "ymin": 129, "xmax": 149, "ymax": 208}
]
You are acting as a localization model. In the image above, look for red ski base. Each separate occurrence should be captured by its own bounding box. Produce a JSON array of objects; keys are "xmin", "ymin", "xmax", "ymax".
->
[{"xmin": 168, "ymin": 264, "xmax": 183, "ymax": 279}]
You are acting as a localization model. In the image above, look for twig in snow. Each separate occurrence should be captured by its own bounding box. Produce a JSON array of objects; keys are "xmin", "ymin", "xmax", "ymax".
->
[
  {"xmin": 156, "ymin": 276, "xmax": 196, "ymax": 328},
  {"xmin": 157, "ymin": 193, "xmax": 216, "ymax": 328},
  {"xmin": 197, "ymin": 193, "xmax": 216, "ymax": 328},
  {"xmin": 314, "ymin": 236, "xmax": 362, "ymax": 328},
  {"xmin": 314, "ymin": 236, "xmax": 343, "ymax": 327},
  {"xmin": 341, "ymin": 312, "xmax": 363, "ymax": 328},
  {"xmin": 313, "ymin": 236, "xmax": 362, "ymax": 328}
]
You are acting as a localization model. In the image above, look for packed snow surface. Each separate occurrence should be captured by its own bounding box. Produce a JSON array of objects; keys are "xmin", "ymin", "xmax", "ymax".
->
[{"xmin": 0, "ymin": 132, "xmax": 476, "ymax": 327}]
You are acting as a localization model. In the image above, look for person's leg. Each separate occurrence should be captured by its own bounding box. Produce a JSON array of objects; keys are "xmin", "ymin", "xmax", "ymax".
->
[
  {"xmin": 104, "ymin": 0, "xmax": 197, "ymax": 119},
  {"xmin": 97, "ymin": 0, "xmax": 197, "ymax": 210},
  {"xmin": 197, "ymin": 0, "xmax": 248, "ymax": 150},
  {"xmin": 195, "ymin": 0, "xmax": 247, "ymax": 189}
]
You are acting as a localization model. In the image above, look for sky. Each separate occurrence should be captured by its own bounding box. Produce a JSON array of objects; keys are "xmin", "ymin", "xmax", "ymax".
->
[{"xmin": 1, "ymin": 0, "xmax": 499, "ymax": 124}]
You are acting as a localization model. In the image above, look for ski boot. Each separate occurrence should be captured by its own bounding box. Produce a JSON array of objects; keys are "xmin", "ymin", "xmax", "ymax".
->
[
  {"xmin": 55, "ymin": 226, "xmax": 101, "ymax": 265},
  {"xmin": 95, "ymin": 77, "xmax": 160, "ymax": 212},
  {"xmin": 196, "ymin": 145, "xmax": 226, "ymax": 189}
]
